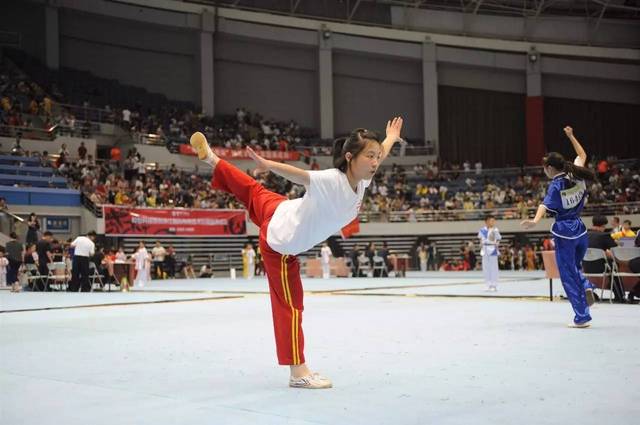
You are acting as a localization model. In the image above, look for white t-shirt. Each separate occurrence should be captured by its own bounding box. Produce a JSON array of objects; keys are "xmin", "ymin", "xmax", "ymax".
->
[
  {"xmin": 267, "ymin": 168, "xmax": 371, "ymax": 255},
  {"xmin": 152, "ymin": 246, "xmax": 166, "ymax": 262},
  {"xmin": 71, "ymin": 236, "xmax": 95, "ymax": 257}
]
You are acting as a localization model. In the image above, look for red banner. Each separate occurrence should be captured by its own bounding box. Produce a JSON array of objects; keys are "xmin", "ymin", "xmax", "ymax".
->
[
  {"xmin": 103, "ymin": 206, "xmax": 246, "ymax": 236},
  {"xmin": 179, "ymin": 144, "xmax": 300, "ymax": 161}
]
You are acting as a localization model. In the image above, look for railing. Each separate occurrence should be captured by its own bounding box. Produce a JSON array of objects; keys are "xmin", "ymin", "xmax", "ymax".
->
[
  {"xmin": 81, "ymin": 192, "xmax": 103, "ymax": 218},
  {"xmin": 375, "ymin": 165, "xmax": 545, "ymax": 178},
  {"xmin": 0, "ymin": 208, "xmax": 25, "ymax": 236},
  {"xmin": 359, "ymin": 202, "xmax": 640, "ymax": 223},
  {"xmin": 132, "ymin": 132, "xmax": 166, "ymax": 146},
  {"xmin": 53, "ymin": 103, "xmax": 117, "ymax": 125},
  {"xmin": 0, "ymin": 124, "xmax": 57, "ymax": 141}
]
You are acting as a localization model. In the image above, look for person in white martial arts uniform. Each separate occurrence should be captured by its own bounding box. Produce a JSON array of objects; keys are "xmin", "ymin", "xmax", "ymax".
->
[
  {"xmin": 132, "ymin": 241, "xmax": 151, "ymax": 288},
  {"xmin": 478, "ymin": 215, "xmax": 501, "ymax": 291},
  {"xmin": 320, "ymin": 242, "xmax": 333, "ymax": 279}
]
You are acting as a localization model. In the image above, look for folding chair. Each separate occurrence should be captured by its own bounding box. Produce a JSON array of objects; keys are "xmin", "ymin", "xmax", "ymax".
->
[
  {"xmin": 582, "ymin": 248, "xmax": 614, "ymax": 303},
  {"xmin": 24, "ymin": 263, "xmax": 47, "ymax": 291},
  {"xmin": 372, "ymin": 255, "xmax": 388, "ymax": 277},
  {"xmin": 89, "ymin": 261, "xmax": 106, "ymax": 291},
  {"xmin": 47, "ymin": 262, "xmax": 69, "ymax": 291},
  {"xmin": 358, "ymin": 256, "xmax": 371, "ymax": 277},
  {"xmin": 611, "ymin": 247, "xmax": 640, "ymax": 297}
]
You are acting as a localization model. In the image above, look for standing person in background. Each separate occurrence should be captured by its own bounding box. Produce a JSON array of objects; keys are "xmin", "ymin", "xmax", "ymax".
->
[
  {"xmin": 132, "ymin": 241, "xmax": 150, "ymax": 288},
  {"xmin": 427, "ymin": 242, "xmax": 437, "ymax": 271},
  {"xmin": 165, "ymin": 244, "xmax": 176, "ymax": 278},
  {"xmin": 320, "ymin": 242, "xmax": 332, "ymax": 279},
  {"xmin": 35, "ymin": 231, "xmax": 53, "ymax": 291},
  {"xmin": 378, "ymin": 241, "xmax": 391, "ymax": 277},
  {"xmin": 0, "ymin": 247, "xmax": 8, "ymax": 287},
  {"xmin": 467, "ymin": 241, "xmax": 477, "ymax": 271},
  {"xmin": 151, "ymin": 241, "xmax": 167, "ymax": 279},
  {"xmin": 350, "ymin": 244, "xmax": 361, "ymax": 278},
  {"xmin": 417, "ymin": 243, "xmax": 427, "ymax": 272},
  {"xmin": 26, "ymin": 213, "xmax": 40, "ymax": 245},
  {"xmin": 6, "ymin": 232, "xmax": 23, "ymax": 291},
  {"xmin": 242, "ymin": 243, "xmax": 256, "ymax": 279},
  {"xmin": 69, "ymin": 231, "xmax": 96, "ymax": 292},
  {"xmin": 478, "ymin": 215, "xmax": 501, "ymax": 291},
  {"xmin": 254, "ymin": 246, "xmax": 263, "ymax": 277}
]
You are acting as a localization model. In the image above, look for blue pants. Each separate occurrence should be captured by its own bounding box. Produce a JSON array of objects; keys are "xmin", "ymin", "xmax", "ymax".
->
[{"xmin": 554, "ymin": 234, "xmax": 592, "ymax": 324}]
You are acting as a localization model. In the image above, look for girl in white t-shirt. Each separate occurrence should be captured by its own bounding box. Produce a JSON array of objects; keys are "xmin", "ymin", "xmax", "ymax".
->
[
  {"xmin": 190, "ymin": 117, "xmax": 404, "ymax": 389},
  {"xmin": 0, "ymin": 249, "xmax": 8, "ymax": 286}
]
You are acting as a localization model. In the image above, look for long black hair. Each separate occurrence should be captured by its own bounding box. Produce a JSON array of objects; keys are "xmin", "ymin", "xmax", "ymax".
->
[
  {"xmin": 543, "ymin": 152, "xmax": 596, "ymax": 181},
  {"xmin": 332, "ymin": 128, "xmax": 381, "ymax": 172}
]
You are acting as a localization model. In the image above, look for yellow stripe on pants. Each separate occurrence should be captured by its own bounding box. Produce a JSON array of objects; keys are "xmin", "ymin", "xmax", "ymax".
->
[{"xmin": 281, "ymin": 255, "xmax": 299, "ymax": 365}]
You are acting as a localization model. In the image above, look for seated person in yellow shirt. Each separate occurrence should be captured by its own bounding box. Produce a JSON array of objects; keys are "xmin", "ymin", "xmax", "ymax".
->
[{"xmin": 611, "ymin": 219, "xmax": 636, "ymax": 240}]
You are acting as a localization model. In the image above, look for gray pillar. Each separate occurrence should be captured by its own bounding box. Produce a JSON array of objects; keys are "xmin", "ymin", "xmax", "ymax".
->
[
  {"xmin": 45, "ymin": 5, "xmax": 59, "ymax": 69},
  {"xmin": 526, "ymin": 49, "xmax": 542, "ymax": 97},
  {"xmin": 422, "ymin": 40, "xmax": 439, "ymax": 156},
  {"xmin": 318, "ymin": 27, "xmax": 334, "ymax": 140},
  {"xmin": 199, "ymin": 11, "xmax": 215, "ymax": 116}
]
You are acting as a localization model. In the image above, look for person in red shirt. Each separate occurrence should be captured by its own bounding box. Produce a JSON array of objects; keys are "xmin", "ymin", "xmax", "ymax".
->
[{"xmin": 110, "ymin": 147, "xmax": 122, "ymax": 161}]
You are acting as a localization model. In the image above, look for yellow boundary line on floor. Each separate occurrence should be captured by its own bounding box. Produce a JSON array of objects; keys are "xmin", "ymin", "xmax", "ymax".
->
[
  {"xmin": 0, "ymin": 277, "xmax": 554, "ymax": 313},
  {"xmin": 0, "ymin": 295, "xmax": 245, "ymax": 314}
]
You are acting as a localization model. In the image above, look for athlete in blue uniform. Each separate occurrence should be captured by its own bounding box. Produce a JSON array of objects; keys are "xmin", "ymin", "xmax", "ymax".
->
[{"xmin": 521, "ymin": 126, "xmax": 596, "ymax": 328}]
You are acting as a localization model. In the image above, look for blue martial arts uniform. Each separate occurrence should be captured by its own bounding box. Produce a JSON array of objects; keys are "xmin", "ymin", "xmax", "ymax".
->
[{"xmin": 543, "ymin": 172, "xmax": 593, "ymax": 324}]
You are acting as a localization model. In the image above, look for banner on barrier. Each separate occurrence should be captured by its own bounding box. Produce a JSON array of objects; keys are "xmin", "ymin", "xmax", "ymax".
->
[{"xmin": 103, "ymin": 206, "xmax": 246, "ymax": 236}]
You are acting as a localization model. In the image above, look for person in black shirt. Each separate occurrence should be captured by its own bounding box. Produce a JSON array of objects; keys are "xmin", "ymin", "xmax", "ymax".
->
[
  {"xmin": 36, "ymin": 232, "xmax": 54, "ymax": 291},
  {"xmin": 628, "ymin": 234, "xmax": 640, "ymax": 303},
  {"xmin": 350, "ymin": 244, "xmax": 361, "ymax": 277},
  {"xmin": 379, "ymin": 241, "xmax": 392, "ymax": 276},
  {"xmin": 584, "ymin": 215, "xmax": 625, "ymax": 302}
]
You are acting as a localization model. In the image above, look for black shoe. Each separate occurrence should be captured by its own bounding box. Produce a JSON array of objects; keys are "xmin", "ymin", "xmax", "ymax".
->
[{"xmin": 585, "ymin": 289, "xmax": 595, "ymax": 306}]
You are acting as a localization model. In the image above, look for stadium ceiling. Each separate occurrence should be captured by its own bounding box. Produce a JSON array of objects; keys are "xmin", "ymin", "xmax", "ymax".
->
[{"xmin": 194, "ymin": 1, "xmax": 640, "ymax": 21}]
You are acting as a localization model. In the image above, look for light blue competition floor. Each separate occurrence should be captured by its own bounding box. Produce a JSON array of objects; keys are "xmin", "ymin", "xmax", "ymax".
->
[{"xmin": 1, "ymin": 272, "xmax": 638, "ymax": 425}]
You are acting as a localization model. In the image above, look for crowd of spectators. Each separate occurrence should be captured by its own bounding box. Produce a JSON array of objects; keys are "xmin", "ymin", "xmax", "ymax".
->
[
  {"xmin": 362, "ymin": 157, "xmax": 640, "ymax": 219},
  {"xmin": 1, "ymin": 138, "xmax": 638, "ymax": 222}
]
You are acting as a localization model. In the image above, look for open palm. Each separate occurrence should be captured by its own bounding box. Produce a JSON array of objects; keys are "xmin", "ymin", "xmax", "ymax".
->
[{"xmin": 386, "ymin": 116, "xmax": 403, "ymax": 140}]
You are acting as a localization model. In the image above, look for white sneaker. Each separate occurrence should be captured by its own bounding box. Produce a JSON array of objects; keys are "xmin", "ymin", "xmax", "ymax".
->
[
  {"xmin": 190, "ymin": 132, "xmax": 214, "ymax": 162},
  {"xmin": 490, "ymin": 286, "xmax": 498, "ymax": 292},
  {"xmin": 289, "ymin": 373, "xmax": 333, "ymax": 389},
  {"xmin": 568, "ymin": 320, "xmax": 591, "ymax": 328}
]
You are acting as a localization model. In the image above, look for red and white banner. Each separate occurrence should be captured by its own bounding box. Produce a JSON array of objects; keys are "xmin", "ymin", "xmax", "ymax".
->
[
  {"xmin": 103, "ymin": 206, "xmax": 246, "ymax": 236},
  {"xmin": 179, "ymin": 144, "xmax": 300, "ymax": 161}
]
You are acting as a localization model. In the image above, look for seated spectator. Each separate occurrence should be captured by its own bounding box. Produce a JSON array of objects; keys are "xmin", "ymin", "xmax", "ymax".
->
[
  {"xmin": 611, "ymin": 220, "xmax": 636, "ymax": 240},
  {"xmin": 199, "ymin": 264, "xmax": 213, "ymax": 278},
  {"xmin": 584, "ymin": 215, "xmax": 625, "ymax": 302}
]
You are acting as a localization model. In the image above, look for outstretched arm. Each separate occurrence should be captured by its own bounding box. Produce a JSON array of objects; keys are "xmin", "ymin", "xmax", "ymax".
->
[
  {"xmin": 246, "ymin": 147, "xmax": 310, "ymax": 187},
  {"xmin": 521, "ymin": 205, "xmax": 547, "ymax": 229},
  {"xmin": 380, "ymin": 117, "xmax": 404, "ymax": 163},
  {"xmin": 564, "ymin": 126, "xmax": 587, "ymax": 167}
]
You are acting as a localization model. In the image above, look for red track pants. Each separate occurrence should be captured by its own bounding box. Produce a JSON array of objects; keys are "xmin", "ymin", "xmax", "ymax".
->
[{"xmin": 211, "ymin": 160, "xmax": 305, "ymax": 365}]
